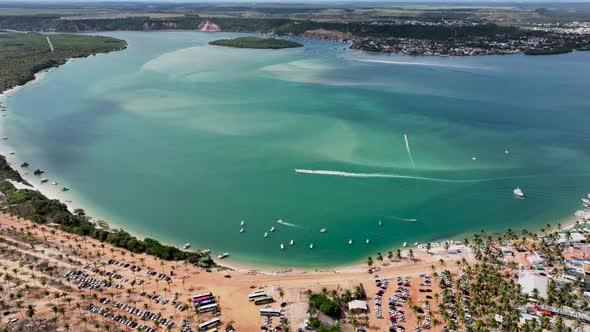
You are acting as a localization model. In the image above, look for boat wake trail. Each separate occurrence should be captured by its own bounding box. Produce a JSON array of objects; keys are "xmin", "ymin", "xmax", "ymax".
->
[
  {"xmin": 277, "ymin": 220, "xmax": 299, "ymax": 227},
  {"xmin": 388, "ymin": 216, "xmax": 418, "ymax": 222},
  {"xmin": 294, "ymin": 169, "xmax": 485, "ymax": 183},
  {"xmin": 404, "ymin": 134, "xmax": 415, "ymax": 169}
]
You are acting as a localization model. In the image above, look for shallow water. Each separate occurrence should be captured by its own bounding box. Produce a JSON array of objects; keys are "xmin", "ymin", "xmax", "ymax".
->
[{"xmin": 3, "ymin": 31, "xmax": 590, "ymax": 268}]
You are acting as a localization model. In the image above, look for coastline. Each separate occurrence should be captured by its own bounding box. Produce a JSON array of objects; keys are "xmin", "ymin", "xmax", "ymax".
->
[{"xmin": 1, "ymin": 34, "xmax": 589, "ymax": 276}]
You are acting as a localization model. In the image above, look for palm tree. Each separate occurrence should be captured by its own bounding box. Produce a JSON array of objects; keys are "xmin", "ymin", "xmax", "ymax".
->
[
  {"xmin": 376, "ymin": 252, "xmax": 383, "ymax": 262},
  {"xmin": 366, "ymin": 256, "xmax": 373, "ymax": 267},
  {"xmin": 26, "ymin": 304, "xmax": 35, "ymax": 323},
  {"xmin": 408, "ymin": 249, "xmax": 415, "ymax": 261}
]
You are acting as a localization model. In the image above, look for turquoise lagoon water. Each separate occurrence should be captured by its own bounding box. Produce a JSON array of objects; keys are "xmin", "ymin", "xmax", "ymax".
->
[{"xmin": 3, "ymin": 31, "xmax": 590, "ymax": 268}]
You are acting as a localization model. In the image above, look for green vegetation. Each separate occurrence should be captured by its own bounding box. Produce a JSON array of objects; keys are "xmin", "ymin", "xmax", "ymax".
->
[
  {"xmin": 308, "ymin": 293, "xmax": 341, "ymax": 318},
  {"xmin": 0, "ymin": 157, "xmax": 214, "ymax": 267},
  {"xmin": 209, "ymin": 36, "xmax": 302, "ymax": 49},
  {"xmin": 0, "ymin": 32, "xmax": 126, "ymax": 93},
  {"xmin": 525, "ymin": 47, "xmax": 573, "ymax": 55}
]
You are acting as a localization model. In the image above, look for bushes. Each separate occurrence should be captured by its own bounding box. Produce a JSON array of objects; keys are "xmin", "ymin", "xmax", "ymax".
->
[
  {"xmin": 0, "ymin": 158, "xmax": 214, "ymax": 267},
  {"xmin": 309, "ymin": 293, "xmax": 342, "ymax": 318}
]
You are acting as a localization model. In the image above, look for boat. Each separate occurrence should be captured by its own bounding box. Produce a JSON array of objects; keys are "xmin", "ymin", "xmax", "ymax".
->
[
  {"xmin": 240, "ymin": 220, "xmax": 245, "ymax": 226},
  {"xmin": 366, "ymin": 239, "xmax": 370, "ymax": 244},
  {"xmin": 33, "ymin": 169, "xmax": 44, "ymax": 175},
  {"xmin": 40, "ymin": 178, "xmax": 48, "ymax": 183},
  {"xmin": 582, "ymin": 198, "xmax": 590, "ymax": 204},
  {"xmin": 348, "ymin": 239, "xmax": 353, "ymax": 245},
  {"xmin": 264, "ymin": 232, "xmax": 268, "ymax": 238},
  {"xmin": 505, "ymin": 150, "xmax": 509, "ymax": 154},
  {"xmin": 309, "ymin": 244, "xmax": 314, "ymax": 249},
  {"xmin": 471, "ymin": 157, "xmax": 477, "ymax": 160},
  {"xmin": 513, "ymin": 187, "xmax": 525, "ymax": 198},
  {"xmin": 277, "ymin": 219, "xmax": 284, "ymax": 224},
  {"xmin": 280, "ymin": 244, "xmax": 285, "ymax": 250},
  {"xmin": 240, "ymin": 228, "xmax": 244, "ymax": 233},
  {"xmin": 51, "ymin": 182, "xmax": 58, "ymax": 185},
  {"xmin": 61, "ymin": 187, "xmax": 69, "ymax": 192},
  {"xmin": 183, "ymin": 243, "xmax": 191, "ymax": 249},
  {"xmin": 217, "ymin": 253, "xmax": 229, "ymax": 259},
  {"xmin": 20, "ymin": 162, "xmax": 29, "ymax": 168},
  {"xmin": 587, "ymin": 193, "xmax": 590, "ymax": 200},
  {"xmin": 200, "ymin": 249, "xmax": 210, "ymax": 255},
  {"xmin": 289, "ymin": 240, "xmax": 294, "ymax": 245},
  {"xmin": 414, "ymin": 242, "xmax": 419, "ymax": 246},
  {"xmin": 270, "ymin": 226, "xmax": 275, "ymax": 232},
  {"xmin": 378, "ymin": 220, "xmax": 382, "ymax": 226},
  {"xmin": 320, "ymin": 228, "xmax": 327, "ymax": 233},
  {"xmin": 584, "ymin": 203, "xmax": 590, "ymax": 209},
  {"xmin": 403, "ymin": 242, "xmax": 407, "ymax": 247}
]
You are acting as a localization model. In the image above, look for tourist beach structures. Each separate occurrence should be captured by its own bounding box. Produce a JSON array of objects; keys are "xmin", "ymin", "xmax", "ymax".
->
[{"xmin": 1, "ymin": 2, "xmax": 590, "ymax": 331}]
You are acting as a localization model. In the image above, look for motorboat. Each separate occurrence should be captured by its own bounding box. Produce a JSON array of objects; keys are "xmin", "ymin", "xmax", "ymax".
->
[
  {"xmin": 582, "ymin": 198, "xmax": 590, "ymax": 204},
  {"xmin": 513, "ymin": 187, "xmax": 524, "ymax": 198},
  {"xmin": 217, "ymin": 253, "xmax": 229, "ymax": 259},
  {"xmin": 33, "ymin": 169, "xmax": 44, "ymax": 175},
  {"xmin": 264, "ymin": 232, "xmax": 268, "ymax": 238},
  {"xmin": 309, "ymin": 244, "xmax": 314, "ymax": 249},
  {"xmin": 20, "ymin": 162, "xmax": 29, "ymax": 168},
  {"xmin": 280, "ymin": 244, "xmax": 285, "ymax": 250},
  {"xmin": 403, "ymin": 242, "xmax": 407, "ymax": 247},
  {"xmin": 366, "ymin": 239, "xmax": 370, "ymax": 244},
  {"xmin": 183, "ymin": 243, "xmax": 191, "ymax": 249},
  {"xmin": 320, "ymin": 228, "xmax": 327, "ymax": 233},
  {"xmin": 289, "ymin": 240, "xmax": 294, "ymax": 245},
  {"xmin": 378, "ymin": 220, "xmax": 382, "ymax": 226},
  {"xmin": 61, "ymin": 187, "xmax": 69, "ymax": 192},
  {"xmin": 240, "ymin": 220, "xmax": 245, "ymax": 226},
  {"xmin": 348, "ymin": 239, "xmax": 353, "ymax": 245},
  {"xmin": 240, "ymin": 228, "xmax": 244, "ymax": 233},
  {"xmin": 40, "ymin": 178, "xmax": 48, "ymax": 183},
  {"xmin": 270, "ymin": 226, "xmax": 275, "ymax": 232}
]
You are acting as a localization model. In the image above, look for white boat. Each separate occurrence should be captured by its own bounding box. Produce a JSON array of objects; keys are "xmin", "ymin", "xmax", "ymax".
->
[
  {"xmin": 40, "ymin": 178, "xmax": 48, "ymax": 183},
  {"xmin": 277, "ymin": 219, "xmax": 284, "ymax": 224},
  {"xmin": 378, "ymin": 220, "xmax": 382, "ymax": 226},
  {"xmin": 289, "ymin": 240, "xmax": 294, "ymax": 245},
  {"xmin": 200, "ymin": 249, "xmax": 210, "ymax": 255},
  {"xmin": 217, "ymin": 253, "xmax": 229, "ymax": 259},
  {"xmin": 472, "ymin": 157, "xmax": 477, "ymax": 160},
  {"xmin": 403, "ymin": 242, "xmax": 407, "ymax": 247},
  {"xmin": 513, "ymin": 187, "xmax": 525, "ymax": 198},
  {"xmin": 366, "ymin": 239, "xmax": 370, "ymax": 244},
  {"xmin": 414, "ymin": 242, "xmax": 419, "ymax": 246},
  {"xmin": 584, "ymin": 203, "xmax": 590, "ymax": 209},
  {"xmin": 320, "ymin": 228, "xmax": 327, "ymax": 233},
  {"xmin": 240, "ymin": 220, "xmax": 245, "ymax": 226},
  {"xmin": 240, "ymin": 228, "xmax": 244, "ymax": 233},
  {"xmin": 587, "ymin": 193, "xmax": 590, "ymax": 200},
  {"xmin": 51, "ymin": 182, "xmax": 58, "ymax": 185},
  {"xmin": 264, "ymin": 232, "xmax": 268, "ymax": 238},
  {"xmin": 505, "ymin": 150, "xmax": 509, "ymax": 154},
  {"xmin": 270, "ymin": 226, "xmax": 275, "ymax": 232},
  {"xmin": 309, "ymin": 244, "xmax": 314, "ymax": 249},
  {"xmin": 280, "ymin": 244, "xmax": 285, "ymax": 250},
  {"xmin": 582, "ymin": 198, "xmax": 590, "ymax": 204},
  {"xmin": 183, "ymin": 243, "xmax": 191, "ymax": 249},
  {"xmin": 348, "ymin": 239, "xmax": 353, "ymax": 245}
]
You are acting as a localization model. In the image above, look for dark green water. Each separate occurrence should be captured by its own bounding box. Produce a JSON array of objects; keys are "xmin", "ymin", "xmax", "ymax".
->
[{"xmin": 2, "ymin": 31, "xmax": 590, "ymax": 268}]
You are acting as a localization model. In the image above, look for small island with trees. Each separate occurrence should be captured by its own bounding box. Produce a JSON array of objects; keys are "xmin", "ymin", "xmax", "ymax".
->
[{"xmin": 209, "ymin": 36, "xmax": 303, "ymax": 49}]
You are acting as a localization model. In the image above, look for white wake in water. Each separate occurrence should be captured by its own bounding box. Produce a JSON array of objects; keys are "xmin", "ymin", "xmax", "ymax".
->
[
  {"xmin": 404, "ymin": 134, "xmax": 415, "ymax": 169},
  {"xmin": 389, "ymin": 216, "xmax": 418, "ymax": 222},
  {"xmin": 278, "ymin": 220, "xmax": 298, "ymax": 227},
  {"xmin": 294, "ymin": 169, "xmax": 484, "ymax": 183}
]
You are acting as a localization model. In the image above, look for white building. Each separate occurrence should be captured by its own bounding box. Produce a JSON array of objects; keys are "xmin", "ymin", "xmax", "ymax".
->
[{"xmin": 519, "ymin": 272, "xmax": 548, "ymax": 298}]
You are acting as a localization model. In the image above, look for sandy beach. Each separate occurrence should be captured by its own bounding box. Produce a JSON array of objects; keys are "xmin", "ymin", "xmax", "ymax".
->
[{"xmin": 0, "ymin": 211, "xmax": 477, "ymax": 331}]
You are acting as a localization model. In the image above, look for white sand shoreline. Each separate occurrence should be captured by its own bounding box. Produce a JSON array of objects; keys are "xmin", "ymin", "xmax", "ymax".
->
[{"xmin": 1, "ymin": 55, "xmax": 588, "ymax": 276}]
